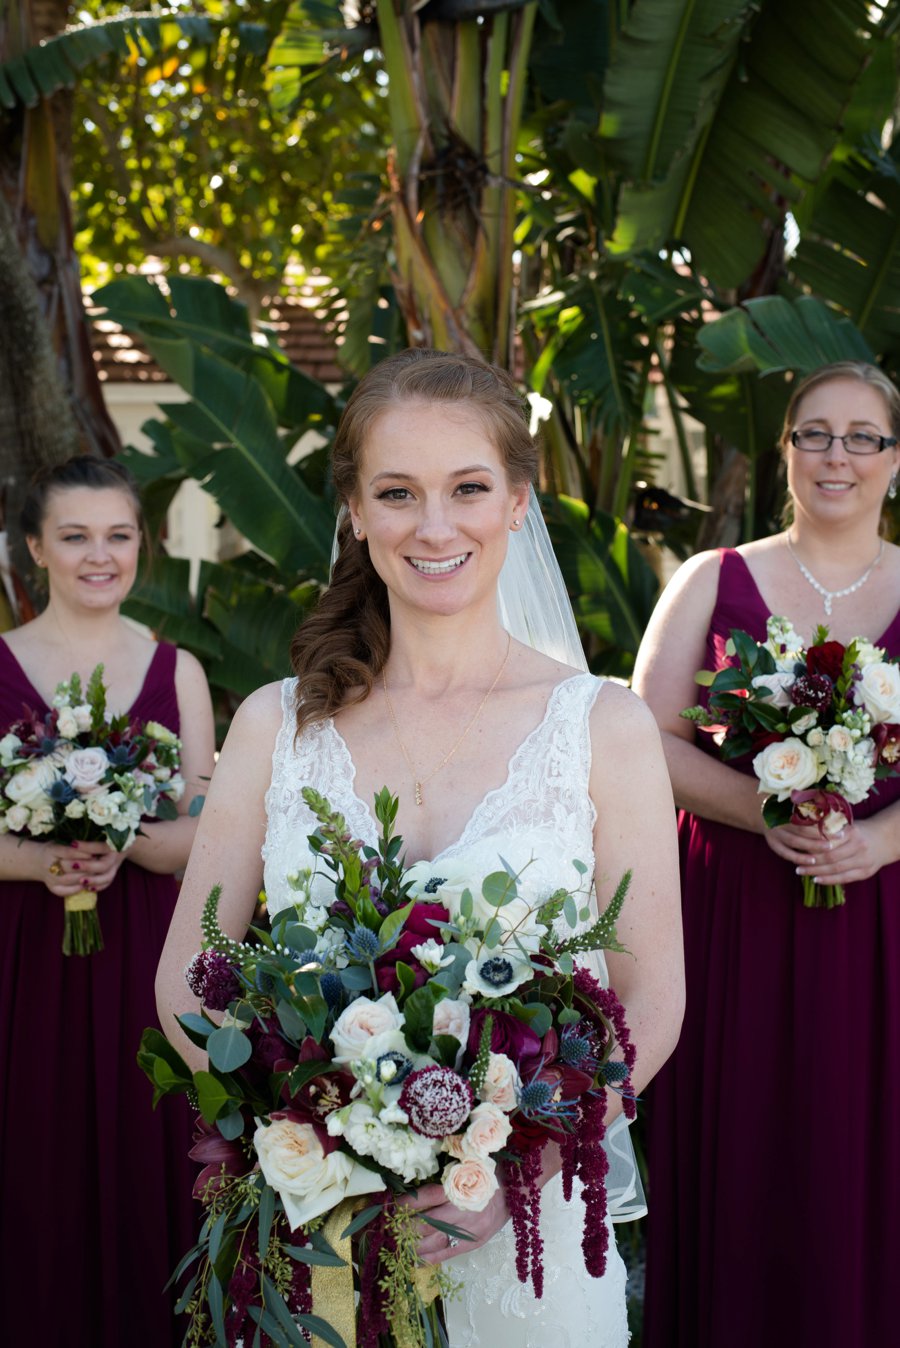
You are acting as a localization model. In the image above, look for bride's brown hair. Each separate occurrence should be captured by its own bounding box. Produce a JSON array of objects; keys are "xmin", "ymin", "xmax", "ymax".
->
[{"xmin": 290, "ymin": 348, "xmax": 539, "ymax": 734}]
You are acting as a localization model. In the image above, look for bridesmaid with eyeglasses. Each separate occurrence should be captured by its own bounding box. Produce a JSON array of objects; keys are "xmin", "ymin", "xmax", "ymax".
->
[{"xmin": 634, "ymin": 361, "xmax": 900, "ymax": 1348}]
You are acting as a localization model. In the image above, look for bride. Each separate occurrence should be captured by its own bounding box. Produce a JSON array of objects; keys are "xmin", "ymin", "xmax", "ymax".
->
[{"xmin": 157, "ymin": 348, "xmax": 684, "ymax": 1346}]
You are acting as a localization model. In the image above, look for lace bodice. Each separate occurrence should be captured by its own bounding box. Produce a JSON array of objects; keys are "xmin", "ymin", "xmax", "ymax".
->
[{"xmin": 263, "ymin": 672, "xmax": 604, "ymax": 918}]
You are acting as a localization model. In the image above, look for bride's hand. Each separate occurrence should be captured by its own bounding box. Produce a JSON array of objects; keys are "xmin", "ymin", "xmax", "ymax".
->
[{"xmin": 403, "ymin": 1182, "xmax": 511, "ymax": 1265}]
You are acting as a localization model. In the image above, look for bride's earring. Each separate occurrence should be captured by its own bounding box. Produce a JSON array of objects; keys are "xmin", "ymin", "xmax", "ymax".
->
[
  {"xmin": 889, "ymin": 469, "xmax": 898, "ymax": 501},
  {"xmin": 510, "ymin": 518, "xmax": 520, "ymax": 531}
]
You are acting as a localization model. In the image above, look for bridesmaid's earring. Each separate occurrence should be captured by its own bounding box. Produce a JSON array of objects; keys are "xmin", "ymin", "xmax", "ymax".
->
[
  {"xmin": 354, "ymin": 526, "xmax": 362, "ymax": 537},
  {"xmin": 889, "ymin": 470, "xmax": 898, "ymax": 501}
]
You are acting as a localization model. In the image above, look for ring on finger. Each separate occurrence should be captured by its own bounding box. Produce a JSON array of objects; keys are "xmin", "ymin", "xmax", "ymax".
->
[
  {"xmin": 48, "ymin": 860, "xmax": 64, "ymax": 876},
  {"xmin": 447, "ymin": 1235, "xmax": 460, "ymax": 1249}
]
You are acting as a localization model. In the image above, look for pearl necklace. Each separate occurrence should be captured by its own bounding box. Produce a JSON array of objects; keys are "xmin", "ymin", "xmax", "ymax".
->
[{"xmin": 785, "ymin": 534, "xmax": 885, "ymax": 617}]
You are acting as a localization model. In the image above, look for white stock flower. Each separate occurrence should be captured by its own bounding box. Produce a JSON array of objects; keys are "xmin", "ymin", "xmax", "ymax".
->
[
  {"xmin": 253, "ymin": 1117, "xmax": 383, "ymax": 1229},
  {"xmin": 442, "ymin": 1156, "xmax": 499, "ymax": 1212},
  {"xmin": 0, "ymin": 733, "xmax": 23, "ymax": 766},
  {"xmin": 330, "ymin": 992, "xmax": 404, "ymax": 1064},
  {"xmin": 853, "ymin": 639, "xmax": 885, "ymax": 669},
  {"xmin": 65, "ymin": 747, "xmax": 110, "ymax": 794},
  {"xmin": 332, "ymin": 1100, "xmax": 441, "ymax": 1183},
  {"xmin": 478, "ymin": 1053, "xmax": 520, "ymax": 1112},
  {"xmin": 751, "ymin": 672, "xmax": 795, "ymax": 708},
  {"xmin": 856, "ymin": 663, "xmax": 900, "ymax": 725},
  {"xmin": 753, "ymin": 738, "xmax": 821, "ymax": 800}
]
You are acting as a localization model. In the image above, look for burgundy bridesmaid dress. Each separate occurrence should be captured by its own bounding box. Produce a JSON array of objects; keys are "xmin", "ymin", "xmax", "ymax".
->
[
  {"xmin": 643, "ymin": 549, "xmax": 900, "ymax": 1347},
  {"xmin": 0, "ymin": 639, "xmax": 197, "ymax": 1348}
]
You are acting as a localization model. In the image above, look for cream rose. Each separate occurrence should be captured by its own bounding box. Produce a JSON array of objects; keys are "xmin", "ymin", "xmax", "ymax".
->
[
  {"xmin": 86, "ymin": 792, "xmax": 120, "ymax": 828},
  {"xmin": 753, "ymin": 738, "xmax": 820, "ymax": 800},
  {"xmin": 459, "ymin": 1102, "xmax": 512, "ymax": 1159},
  {"xmin": 253, "ymin": 1117, "xmax": 383, "ymax": 1229},
  {"xmin": 65, "ymin": 747, "xmax": 110, "ymax": 794},
  {"xmin": 441, "ymin": 1156, "xmax": 498, "ymax": 1212},
  {"xmin": 478, "ymin": 1052, "xmax": 520, "ymax": 1112},
  {"xmin": 856, "ymin": 662, "xmax": 900, "ymax": 725},
  {"xmin": 826, "ymin": 725, "xmax": 854, "ymax": 754},
  {"xmin": 330, "ymin": 992, "xmax": 404, "ymax": 1063},
  {"xmin": 432, "ymin": 997, "xmax": 470, "ymax": 1046}
]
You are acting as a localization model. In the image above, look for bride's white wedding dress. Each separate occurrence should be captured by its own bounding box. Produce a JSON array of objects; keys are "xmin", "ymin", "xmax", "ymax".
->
[{"xmin": 262, "ymin": 672, "xmax": 632, "ymax": 1347}]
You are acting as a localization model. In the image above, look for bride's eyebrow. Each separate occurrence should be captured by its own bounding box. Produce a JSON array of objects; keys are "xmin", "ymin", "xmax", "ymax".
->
[{"xmin": 368, "ymin": 465, "xmax": 497, "ymax": 485}]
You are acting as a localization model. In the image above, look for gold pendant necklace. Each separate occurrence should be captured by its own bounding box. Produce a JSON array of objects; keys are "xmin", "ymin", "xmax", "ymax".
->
[{"xmin": 382, "ymin": 633, "xmax": 512, "ymax": 806}]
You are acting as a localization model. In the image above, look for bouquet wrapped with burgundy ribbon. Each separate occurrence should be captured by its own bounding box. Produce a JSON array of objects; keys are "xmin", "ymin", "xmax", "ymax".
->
[
  {"xmin": 139, "ymin": 787, "xmax": 635, "ymax": 1348},
  {"xmin": 0, "ymin": 663, "xmax": 186, "ymax": 953},
  {"xmin": 683, "ymin": 615, "xmax": 900, "ymax": 907}
]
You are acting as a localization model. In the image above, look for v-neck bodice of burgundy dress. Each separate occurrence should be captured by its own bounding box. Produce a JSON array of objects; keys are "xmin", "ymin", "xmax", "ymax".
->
[
  {"xmin": 643, "ymin": 549, "xmax": 900, "ymax": 1348},
  {"xmin": 0, "ymin": 638, "xmax": 196, "ymax": 1348}
]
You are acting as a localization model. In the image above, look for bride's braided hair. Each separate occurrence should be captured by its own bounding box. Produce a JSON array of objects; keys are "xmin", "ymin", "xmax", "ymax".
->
[{"xmin": 291, "ymin": 348, "xmax": 539, "ymax": 734}]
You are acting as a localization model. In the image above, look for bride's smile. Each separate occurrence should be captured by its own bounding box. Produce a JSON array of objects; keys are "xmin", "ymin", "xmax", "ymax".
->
[{"xmin": 349, "ymin": 400, "xmax": 528, "ymax": 621}]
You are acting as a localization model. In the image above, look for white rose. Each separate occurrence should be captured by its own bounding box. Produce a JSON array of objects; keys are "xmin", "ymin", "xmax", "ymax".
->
[
  {"xmin": 856, "ymin": 663, "xmax": 900, "ymax": 725},
  {"xmin": 457, "ymin": 1102, "xmax": 512, "ymax": 1159},
  {"xmin": 0, "ymin": 733, "xmax": 23, "ymax": 766},
  {"xmin": 5, "ymin": 758, "xmax": 57, "ymax": 808},
  {"xmin": 478, "ymin": 1053, "xmax": 520, "ymax": 1112},
  {"xmin": 753, "ymin": 738, "xmax": 821, "ymax": 800},
  {"xmin": 73, "ymin": 704, "xmax": 93, "ymax": 733},
  {"xmin": 792, "ymin": 712, "xmax": 818, "ymax": 734},
  {"xmin": 432, "ymin": 997, "xmax": 470, "ymax": 1046},
  {"xmin": 751, "ymin": 672, "xmax": 795, "ymax": 709},
  {"xmin": 441, "ymin": 1156, "xmax": 498, "ymax": 1212},
  {"xmin": 86, "ymin": 792, "xmax": 119, "ymax": 827},
  {"xmin": 28, "ymin": 804, "xmax": 56, "ymax": 835},
  {"xmin": 6, "ymin": 804, "xmax": 31, "ymax": 832},
  {"xmin": 65, "ymin": 747, "xmax": 110, "ymax": 794},
  {"xmin": 55, "ymin": 707, "xmax": 79, "ymax": 739},
  {"xmin": 153, "ymin": 766, "xmax": 172, "ymax": 782},
  {"xmin": 854, "ymin": 639, "xmax": 884, "ymax": 669},
  {"xmin": 253, "ymin": 1117, "xmax": 383, "ymax": 1229},
  {"xmin": 330, "ymin": 992, "xmax": 404, "ymax": 1064},
  {"xmin": 826, "ymin": 725, "xmax": 854, "ymax": 754}
]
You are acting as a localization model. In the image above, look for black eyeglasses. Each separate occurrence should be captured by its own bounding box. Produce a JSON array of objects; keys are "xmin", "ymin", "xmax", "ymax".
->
[{"xmin": 791, "ymin": 429, "xmax": 897, "ymax": 456}]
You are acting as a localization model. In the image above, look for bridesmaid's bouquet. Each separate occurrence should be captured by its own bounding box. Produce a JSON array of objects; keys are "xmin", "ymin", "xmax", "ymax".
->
[
  {"xmin": 0, "ymin": 663, "xmax": 185, "ymax": 953},
  {"xmin": 139, "ymin": 788, "xmax": 635, "ymax": 1348},
  {"xmin": 683, "ymin": 615, "xmax": 900, "ymax": 907}
]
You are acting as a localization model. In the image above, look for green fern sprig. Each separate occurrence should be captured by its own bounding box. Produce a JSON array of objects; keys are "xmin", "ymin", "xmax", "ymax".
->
[{"xmin": 555, "ymin": 869, "xmax": 632, "ymax": 958}]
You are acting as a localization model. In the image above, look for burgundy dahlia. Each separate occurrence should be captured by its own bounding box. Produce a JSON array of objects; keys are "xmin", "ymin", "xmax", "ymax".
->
[
  {"xmin": 398, "ymin": 1065, "xmax": 474, "ymax": 1137},
  {"xmin": 790, "ymin": 672, "xmax": 833, "ymax": 712}
]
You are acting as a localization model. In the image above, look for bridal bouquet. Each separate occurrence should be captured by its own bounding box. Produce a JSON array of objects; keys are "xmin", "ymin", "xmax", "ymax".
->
[
  {"xmin": 139, "ymin": 788, "xmax": 635, "ymax": 1348},
  {"xmin": 0, "ymin": 663, "xmax": 185, "ymax": 953},
  {"xmin": 683, "ymin": 616, "xmax": 900, "ymax": 907}
]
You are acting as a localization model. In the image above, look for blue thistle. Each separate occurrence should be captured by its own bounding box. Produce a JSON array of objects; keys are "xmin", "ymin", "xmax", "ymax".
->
[
  {"xmin": 344, "ymin": 924, "xmax": 382, "ymax": 962},
  {"xmin": 294, "ymin": 949, "xmax": 323, "ymax": 970},
  {"xmin": 519, "ymin": 1062, "xmax": 579, "ymax": 1124},
  {"xmin": 254, "ymin": 966, "xmax": 278, "ymax": 996},
  {"xmin": 321, "ymin": 972, "xmax": 344, "ymax": 1010},
  {"xmin": 603, "ymin": 1060, "xmax": 629, "ymax": 1085},
  {"xmin": 560, "ymin": 1023, "xmax": 598, "ymax": 1072},
  {"xmin": 48, "ymin": 779, "xmax": 76, "ymax": 805}
]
